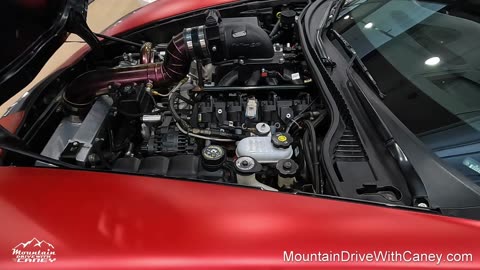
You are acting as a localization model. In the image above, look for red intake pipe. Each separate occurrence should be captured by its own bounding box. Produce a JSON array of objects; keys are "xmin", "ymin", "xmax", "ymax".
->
[
  {"xmin": 64, "ymin": 32, "xmax": 190, "ymax": 107},
  {"xmin": 64, "ymin": 15, "xmax": 274, "ymax": 108}
]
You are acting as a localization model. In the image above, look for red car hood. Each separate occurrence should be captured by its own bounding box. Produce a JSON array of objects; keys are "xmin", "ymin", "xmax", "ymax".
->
[{"xmin": 0, "ymin": 167, "xmax": 479, "ymax": 269}]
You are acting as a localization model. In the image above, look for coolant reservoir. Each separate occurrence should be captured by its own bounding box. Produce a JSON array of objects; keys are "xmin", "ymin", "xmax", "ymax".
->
[{"xmin": 236, "ymin": 135, "xmax": 293, "ymax": 163}]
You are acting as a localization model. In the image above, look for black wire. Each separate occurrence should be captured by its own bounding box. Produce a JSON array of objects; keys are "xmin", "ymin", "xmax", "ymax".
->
[
  {"xmin": 94, "ymin": 33, "xmax": 143, "ymax": 47},
  {"xmin": 305, "ymin": 120, "xmax": 323, "ymax": 194},
  {"xmin": 286, "ymin": 109, "xmax": 327, "ymax": 134},
  {"xmin": 176, "ymin": 94, "xmax": 195, "ymax": 106},
  {"xmin": 269, "ymin": 20, "xmax": 281, "ymax": 38},
  {"xmin": 286, "ymin": 112, "xmax": 310, "ymax": 133},
  {"xmin": 302, "ymin": 132, "xmax": 314, "ymax": 181},
  {"xmin": 223, "ymin": 162, "xmax": 238, "ymax": 183},
  {"xmin": 146, "ymin": 92, "xmax": 171, "ymax": 111},
  {"xmin": 275, "ymin": 71, "xmax": 291, "ymax": 81},
  {"xmin": 303, "ymin": 121, "xmax": 319, "ymax": 193},
  {"xmin": 169, "ymin": 92, "xmax": 189, "ymax": 129}
]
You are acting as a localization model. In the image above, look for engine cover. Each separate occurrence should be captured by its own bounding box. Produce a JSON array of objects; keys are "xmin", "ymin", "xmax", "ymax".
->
[{"xmin": 113, "ymin": 155, "xmax": 223, "ymax": 180}]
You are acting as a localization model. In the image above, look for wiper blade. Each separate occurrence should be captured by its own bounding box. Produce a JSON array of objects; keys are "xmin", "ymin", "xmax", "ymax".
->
[
  {"xmin": 330, "ymin": 29, "xmax": 386, "ymax": 99},
  {"xmin": 323, "ymin": 0, "xmax": 346, "ymax": 31},
  {"xmin": 324, "ymin": 29, "xmax": 429, "ymax": 207},
  {"xmin": 344, "ymin": 66, "xmax": 430, "ymax": 208}
]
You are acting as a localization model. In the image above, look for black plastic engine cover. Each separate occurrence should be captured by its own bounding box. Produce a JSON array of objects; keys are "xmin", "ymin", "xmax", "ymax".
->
[
  {"xmin": 222, "ymin": 20, "xmax": 274, "ymax": 60},
  {"xmin": 205, "ymin": 14, "xmax": 274, "ymax": 62},
  {"xmin": 113, "ymin": 155, "xmax": 224, "ymax": 181}
]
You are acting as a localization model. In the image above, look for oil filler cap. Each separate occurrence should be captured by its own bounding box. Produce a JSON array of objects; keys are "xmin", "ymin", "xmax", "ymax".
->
[
  {"xmin": 271, "ymin": 132, "xmax": 293, "ymax": 149},
  {"xmin": 201, "ymin": 145, "xmax": 226, "ymax": 171}
]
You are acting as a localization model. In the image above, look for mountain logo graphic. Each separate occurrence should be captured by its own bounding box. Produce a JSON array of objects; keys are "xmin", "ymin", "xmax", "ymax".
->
[
  {"xmin": 13, "ymin": 238, "xmax": 55, "ymax": 249},
  {"xmin": 12, "ymin": 238, "xmax": 56, "ymax": 263}
]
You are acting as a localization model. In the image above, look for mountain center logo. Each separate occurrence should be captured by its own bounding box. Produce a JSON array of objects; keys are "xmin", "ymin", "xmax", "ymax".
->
[{"xmin": 12, "ymin": 238, "xmax": 56, "ymax": 263}]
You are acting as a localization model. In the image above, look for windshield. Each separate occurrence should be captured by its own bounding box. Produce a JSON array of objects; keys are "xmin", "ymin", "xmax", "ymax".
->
[{"xmin": 332, "ymin": 0, "xmax": 480, "ymax": 186}]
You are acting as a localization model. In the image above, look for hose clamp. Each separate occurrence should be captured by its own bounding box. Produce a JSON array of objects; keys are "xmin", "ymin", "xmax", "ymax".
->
[
  {"xmin": 183, "ymin": 26, "xmax": 210, "ymax": 59},
  {"xmin": 197, "ymin": 25, "xmax": 210, "ymax": 59},
  {"xmin": 184, "ymin": 27, "xmax": 194, "ymax": 58}
]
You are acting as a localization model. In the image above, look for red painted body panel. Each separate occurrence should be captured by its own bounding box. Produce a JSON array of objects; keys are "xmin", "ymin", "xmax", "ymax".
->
[
  {"xmin": 102, "ymin": 0, "xmax": 239, "ymax": 36},
  {"xmin": 0, "ymin": 167, "xmax": 479, "ymax": 269},
  {"xmin": 1, "ymin": 1, "xmax": 479, "ymax": 269}
]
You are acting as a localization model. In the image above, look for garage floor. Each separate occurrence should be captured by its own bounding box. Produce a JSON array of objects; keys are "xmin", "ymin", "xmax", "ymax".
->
[{"xmin": 0, "ymin": 0, "xmax": 145, "ymax": 115}]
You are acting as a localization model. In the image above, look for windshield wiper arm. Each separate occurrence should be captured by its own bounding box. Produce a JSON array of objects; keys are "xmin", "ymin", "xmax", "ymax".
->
[
  {"xmin": 323, "ymin": 0, "xmax": 346, "ymax": 31},
  {"xmin": 344, "ymin": 64, "xmax": 430, "ymax": 208},
  {"xmin": 330, "ymin": 29, "xmax": 386, "ymax": 99},
  {"xmin": 314, "ymin": 0, "xmax": 339, "ymax": 69},
  {"xmin": 315, "ymin": 29, "xmax": 336, "ymax": 69}
]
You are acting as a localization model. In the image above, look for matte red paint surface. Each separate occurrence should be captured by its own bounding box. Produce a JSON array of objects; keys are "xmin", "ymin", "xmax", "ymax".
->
[
  {"xmin": 1, "ymin": 1, "xmax": 480, "ymax": 269},
  {"xmin": 102, "ymin": 0, "xmax": 239, "ymax": 36},
  {"xmin": 0, "ymin": 167, "xmax": 479, "ymax": 269}
]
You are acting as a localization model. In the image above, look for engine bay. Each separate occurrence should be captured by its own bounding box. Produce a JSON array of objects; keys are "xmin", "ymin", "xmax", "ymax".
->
[
  {"xmin": 6, "ymin": 0, "xmax": 480, "ymax": 219},
  {"xmin": 0, "ymin": 0, "xmax": 431, "ymax": 211},
  {"xmin": 32, "ymin": 5, "xmax": 332, "ymax": 194}
]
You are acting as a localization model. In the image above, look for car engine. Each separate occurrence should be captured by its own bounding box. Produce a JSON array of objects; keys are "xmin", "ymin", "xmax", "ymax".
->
[{"xmin": 38, "ymin": 6, "xmax": 329, "ymax": 194}]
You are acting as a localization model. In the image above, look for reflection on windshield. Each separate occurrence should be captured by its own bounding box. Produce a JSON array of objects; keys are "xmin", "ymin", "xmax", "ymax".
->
[{"xmin": 333, "ymin": 0, "xmax": 480, "ymax": 185}]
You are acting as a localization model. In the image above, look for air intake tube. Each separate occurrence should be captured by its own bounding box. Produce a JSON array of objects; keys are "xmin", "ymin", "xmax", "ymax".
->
[{"xmin": 63, "ymin": 10, "xmax": 274, "ymax": 108}]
